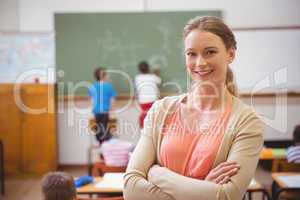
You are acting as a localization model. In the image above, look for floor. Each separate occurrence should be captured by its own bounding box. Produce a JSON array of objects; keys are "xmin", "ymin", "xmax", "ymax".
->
[{"xmin": 1, "ymin": 163, "xmax": 274, "ymax": 200}]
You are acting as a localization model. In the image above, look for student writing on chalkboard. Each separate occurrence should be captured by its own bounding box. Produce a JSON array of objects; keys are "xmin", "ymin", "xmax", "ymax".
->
[
  {"xmin": 124, "ymin": 16, "xmax": 264, "ymax": 200},
  {"xmin": 89, "ymin": 67, "xmax": 117, "ymax": 144},
  {"xmin": 135, "ymin": 61, "xmax": 161, "ymax": 128}
]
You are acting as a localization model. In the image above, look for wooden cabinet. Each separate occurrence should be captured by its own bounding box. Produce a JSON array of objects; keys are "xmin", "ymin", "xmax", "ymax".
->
[
  {"xmin": 0, "ymin": 85, "xmax": 22, "ymax": 174},
  {"xmin": 0, "ymin": 84, "xmax": 57, "ymax": 175}
]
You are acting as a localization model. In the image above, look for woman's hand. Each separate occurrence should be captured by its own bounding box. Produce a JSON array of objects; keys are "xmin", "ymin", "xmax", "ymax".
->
[
  {"xmin": 205, "ymin": 161, "xmax": 240, "ymax": 185},
  {"xmin": 148, "ymin": 165, "xmax": 165, "ymax": 182}
]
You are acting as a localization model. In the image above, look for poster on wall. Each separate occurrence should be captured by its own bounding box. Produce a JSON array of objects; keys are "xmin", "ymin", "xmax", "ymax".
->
[{"xmin": 0, "ymin": 33, "xmax": 55, "ymax": 83}]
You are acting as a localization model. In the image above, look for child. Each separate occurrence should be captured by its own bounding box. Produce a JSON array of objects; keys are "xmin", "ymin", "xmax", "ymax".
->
[
  {"xmin": 41, "ymin": 172, "xmax": 76, "ymax": 200},
  {"xmin": 135, "ymin": 61, "xmax": 161, "ymax": 128},
  {"xmin": 89, "ymin": 67, "xmax": 117, "ymax": 144},
  {"xmin": 287, "ymin": 125, "xmax": 300, "ymax": 163}
]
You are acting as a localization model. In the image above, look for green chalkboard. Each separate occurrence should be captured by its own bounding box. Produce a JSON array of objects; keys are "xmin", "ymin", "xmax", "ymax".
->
[{"xmin": 55, "ymin": 11, "xmax": 222, "ymax": 96}]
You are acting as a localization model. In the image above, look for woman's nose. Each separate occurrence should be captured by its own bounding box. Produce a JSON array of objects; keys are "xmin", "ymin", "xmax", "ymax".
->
[{"xmin": 196, "ymin": 56, "xmax": 207, "ymax": 67}]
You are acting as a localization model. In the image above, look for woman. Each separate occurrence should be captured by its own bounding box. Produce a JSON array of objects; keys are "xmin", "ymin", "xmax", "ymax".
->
[{"xmin": 124, "ymin": 16, "xmax": 264, "ymax": 200}]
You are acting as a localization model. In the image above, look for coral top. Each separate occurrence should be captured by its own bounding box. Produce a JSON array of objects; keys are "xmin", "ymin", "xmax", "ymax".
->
[{"xmin": 160, "ymin": 102, "xmax": 232, "ymax": 179}]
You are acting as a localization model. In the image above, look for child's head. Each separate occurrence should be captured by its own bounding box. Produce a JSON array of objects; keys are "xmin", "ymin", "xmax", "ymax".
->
[
  {"xmin": 94, "ymin": 67, "xmax": 107, "ymax": 81},
  {"xmin": 41, "ymin": 172, "xmax": 76, "ymax": 200},
  {"xmin": 138, "ymin": 61, "xmax": 150, "ymax": 74},
  {"xmin": 293, "ymin": 125, "xmax": 300, "ymax": 145}
]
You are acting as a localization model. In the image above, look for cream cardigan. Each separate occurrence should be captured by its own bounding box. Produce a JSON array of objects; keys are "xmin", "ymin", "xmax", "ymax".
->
[{"xmin": 124, "ymin": 94, "xmax": 264, "ymax": 200}]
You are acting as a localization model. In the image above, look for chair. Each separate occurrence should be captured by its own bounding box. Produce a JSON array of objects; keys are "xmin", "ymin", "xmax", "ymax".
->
[
  {"xmin": 87, "ymin": 118, "xmax": 116, "ymax": 175},
  {"xmin": 244, "ymin": 179, "xmax": 271, "ymax": 200},
  {"xmin": 77, "ymin": 197, "xmax": 123, "ymax": 200},
  {"xmin": 92, "ymin": 161, "xmax": 126, "ymax": 177},
  {"xmin": 0, "ymin": 140, "xmax": 4, "ymax": 195},
  {"xmin": 277, "ymin": 160, "xmax": 300, "ymax": 172},
  {"xmin": 89, "ymin": 118, "xmax": 117, "ymax": 133},
  {"xmin": 88, "ymin": 118, "xmax": 125, "ymax": 176}
]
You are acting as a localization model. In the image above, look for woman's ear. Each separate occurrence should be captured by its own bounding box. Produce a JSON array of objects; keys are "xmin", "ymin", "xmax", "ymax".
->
[{"xmin": 227, "ymin": 48, "xmax": 236, "ymax": 64}]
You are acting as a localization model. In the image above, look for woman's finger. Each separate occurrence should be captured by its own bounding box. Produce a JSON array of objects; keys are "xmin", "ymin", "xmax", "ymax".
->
[
  {"xmin": 218, "ymin": 164, "xmax": 240, "ymax": 174},
  {"xmin": 205, "ymin": 173, "xmax": 216, "ymax": 181},
  {"xmin": 206, "ymin": 162, "xmax": 239, "ymax": 182},
  {"xmin": 212, "ymin": 161, "xmax": 237, "ymax": 173},
  {"xmin": 215, "ymin": 167, "xmax": 239, "ymax": 183},
  {"xmin": 218, "ymin": 176, "xmax": 230, "ymax": 185},
  {"xmin": 208, "ymin": 163, "xmax": 239, "ymax": 180},
  {"xmin": 213, "ymin": 164, "xmax": 240, "ymax": 178},
  {"xmin": 226, "ymin": 167, "xmax": 239, "ymax": 177}
]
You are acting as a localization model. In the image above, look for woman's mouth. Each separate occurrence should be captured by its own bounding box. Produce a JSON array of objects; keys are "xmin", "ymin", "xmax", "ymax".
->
[{"xmin": 193, "ymin": 69, "xmax": 214, "ymax": 76}]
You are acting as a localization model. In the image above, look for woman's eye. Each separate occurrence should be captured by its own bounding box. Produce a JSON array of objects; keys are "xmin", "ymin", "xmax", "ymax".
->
[
  {"xmin": 187, "ymin": 52, "xmax": 196, "ymax": 56},
  {"xmin": 205, "ymin": 50, "xmax": 216, "ymax": 56}
]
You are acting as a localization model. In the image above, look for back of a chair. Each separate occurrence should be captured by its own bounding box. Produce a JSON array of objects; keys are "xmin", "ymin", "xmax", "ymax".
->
[
  {"xmin": 92, "ymin": 162, "xmax": 126, "ymax": 176},
  {"xmin": 246, "ymin": 179, "xmax": 271, "ymax": 200},
  {"xmin": 279, "ymin": 161, "xmax": 300, "ymax": 172},
  {"xmin": 89, "ymin": 118, "xmax": 98, "ymax": 133},
  {"xmin": 77, "ymin": 197, "xmax": 124, "ymax": 200},
  {"xmin": 247, "ymin": 179, "xmax": 261, "ymax": 191},
  {"xmin": 89, "ymin": 118, "xmax": 117, "ymax": 133}
]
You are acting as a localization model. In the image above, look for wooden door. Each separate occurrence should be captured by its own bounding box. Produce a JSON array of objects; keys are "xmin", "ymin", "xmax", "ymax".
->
[
  {"xmin": 0, "ymin": 84, "xmax": 22, "ymax": 174},
  {"xmin": 20, "ymin": 84, "xmax": 57, "ymax": 174}
]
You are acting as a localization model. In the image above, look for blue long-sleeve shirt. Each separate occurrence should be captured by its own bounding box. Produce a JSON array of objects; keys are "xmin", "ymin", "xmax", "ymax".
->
[{"xmin": 88, "ymin": 81, "xmax": 117, "ymax": 114}]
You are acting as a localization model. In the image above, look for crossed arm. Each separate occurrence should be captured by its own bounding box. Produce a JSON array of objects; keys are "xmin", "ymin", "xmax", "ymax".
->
[{"xmin": 123, "ymin": 104, "xmax": 264, "ymax": 200}]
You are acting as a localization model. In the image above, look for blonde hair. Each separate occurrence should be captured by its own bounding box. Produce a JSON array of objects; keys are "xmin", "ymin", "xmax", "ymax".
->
[{"xmin": 183, "ymin": 16, "xmax": 238, "ymax": 97}]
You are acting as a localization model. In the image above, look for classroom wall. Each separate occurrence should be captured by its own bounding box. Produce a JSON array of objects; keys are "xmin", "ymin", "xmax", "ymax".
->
[
  {"xmin": 1, "ymin": 0, "xmax": 300, "ymax": 164},
  {"xmin": 243, "ymin": 96, "xmax": 300, "ymax": 141},
  {"xmin": 18, "ymin": 0, "xmax": 144, "ymax": 32},
  {"xmin": 17, "ymin": 0, "xmax": 300, "ymax": 31},
  {"xmin": 0, "ymin": 0, "xmax": 19, "ymax": 31}
]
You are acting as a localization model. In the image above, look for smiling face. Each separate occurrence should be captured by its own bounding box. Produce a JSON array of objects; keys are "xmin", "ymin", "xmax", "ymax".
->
[{"xmin": 184, "ymin": 29, "xmax": 235, "ymax": 88}]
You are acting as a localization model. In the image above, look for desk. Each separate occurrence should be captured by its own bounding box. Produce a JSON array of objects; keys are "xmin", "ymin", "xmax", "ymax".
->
[
  {"xmin": 271, "ymin": 172, "xmax": 300, "ymax": 200},
  {"xmin": 77, "ymin": 177, "xmax": 123, "ymax": 195},
  {"xmin": 260, "ymin": 148, "xmax": 287, "ymax": 172}
]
